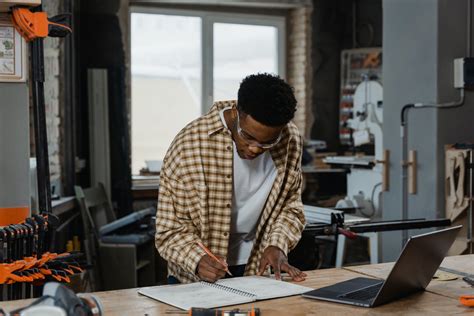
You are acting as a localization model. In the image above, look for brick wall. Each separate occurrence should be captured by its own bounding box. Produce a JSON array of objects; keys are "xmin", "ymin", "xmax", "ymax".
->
[
  {"xmin": 41, "ymin": 0, "xmax": 62, "ymax": 190},
  {"xmin": 287, "ymin": 6, "xmax": 313, "ymax": 139}
]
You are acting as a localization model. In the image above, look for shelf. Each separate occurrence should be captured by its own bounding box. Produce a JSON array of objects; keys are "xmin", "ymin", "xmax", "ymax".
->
[{"xmin": 52, "ymin": 196, "xmax": 76, "ymax": 216}]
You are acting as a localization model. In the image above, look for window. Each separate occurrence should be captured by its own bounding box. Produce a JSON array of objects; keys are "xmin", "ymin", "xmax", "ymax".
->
[
  {"xmin": 131, "ymin": 8, "xmax": 285, "ymax": 174},
  {"xmin": 213, "ymin": 22, "xmax": 279, "ymax": 100},
  {"xmin": 131, "ymin": 13, "xmax": 202, "ymax": 174}
]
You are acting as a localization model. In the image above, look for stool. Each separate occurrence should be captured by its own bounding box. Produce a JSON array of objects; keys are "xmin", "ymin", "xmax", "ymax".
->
[{"xmin": 335, "ymin": 232, "xmax": 378, "ymax": 268}]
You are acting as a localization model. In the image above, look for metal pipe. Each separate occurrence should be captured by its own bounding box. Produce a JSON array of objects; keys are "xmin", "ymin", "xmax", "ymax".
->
[
  {"xmin": 400, "ymin": 104, "xmax": 414, "ymax": 244},
  {"xmin": 412, "ymin": 89, "xmax": 465, "ymax": 109},
  {"xmin": 401, "ymin": 124, "xmax": 408, "ymax": 244},
  {"xmin": 400, "ymin": 89, "xmax": 464, "ymax": 245}
]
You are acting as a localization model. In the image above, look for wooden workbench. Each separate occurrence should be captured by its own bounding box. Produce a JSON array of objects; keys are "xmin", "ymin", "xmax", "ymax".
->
[
  {"xmin": 2, "ymin": 255, "xmax": 473, "ymax": 315},
  {"xmin": 344, "ymin": 254, "xmax": 474, "ymax": 301}
]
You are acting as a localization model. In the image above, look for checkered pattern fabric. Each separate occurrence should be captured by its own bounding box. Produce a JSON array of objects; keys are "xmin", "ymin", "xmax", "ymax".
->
[{"xmin": 155, "ymin": 100, "xmax": 305, "ymax": 283}]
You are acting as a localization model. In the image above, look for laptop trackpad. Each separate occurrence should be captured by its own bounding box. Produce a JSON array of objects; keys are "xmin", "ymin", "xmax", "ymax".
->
[{"xmin": 304, "ymin": 277, "xmax": 382, "ymax": 298}]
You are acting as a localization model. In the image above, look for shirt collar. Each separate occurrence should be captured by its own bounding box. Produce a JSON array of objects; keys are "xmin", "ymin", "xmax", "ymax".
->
[{"xmin": 207, "ymin": 100, "xmax": 237, "ymax": 136}]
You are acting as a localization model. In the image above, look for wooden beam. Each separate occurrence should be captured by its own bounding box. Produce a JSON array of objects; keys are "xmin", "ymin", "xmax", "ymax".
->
[{"xmin": 0, "ymin": 0, "xmax": 41, "ymax": 13}]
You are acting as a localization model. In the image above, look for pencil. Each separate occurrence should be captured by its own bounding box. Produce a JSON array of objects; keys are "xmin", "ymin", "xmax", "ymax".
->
[{"xmin": 196, "ymin": 241, "xmax": 233, "ymax": 276}]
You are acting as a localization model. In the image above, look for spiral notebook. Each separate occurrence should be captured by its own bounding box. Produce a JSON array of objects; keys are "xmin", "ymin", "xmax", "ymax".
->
[{"xmin": 138, "ymin": 276, "xmax": 313, "ymax": 310}]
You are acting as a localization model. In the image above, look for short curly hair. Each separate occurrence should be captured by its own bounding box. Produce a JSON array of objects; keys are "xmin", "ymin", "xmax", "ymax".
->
[{"xmin": 237, "ymin": 73, "xmax": 297, "ymax": 126}]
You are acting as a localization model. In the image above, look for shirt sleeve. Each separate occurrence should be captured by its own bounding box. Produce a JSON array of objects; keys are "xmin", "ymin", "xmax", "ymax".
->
[
  {"xmin": 266, "ymin": 135, "xmax": 306, "ymax": 255},
  {"xmin": 155, "ymin": 156, "xmax": 206, "ymax": 276},
  {"xmin": 266, "ymin": 170, "xmax": 306, "ymax": 254}
]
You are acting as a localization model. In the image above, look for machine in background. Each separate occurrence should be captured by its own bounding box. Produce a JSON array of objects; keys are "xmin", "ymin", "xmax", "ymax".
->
[
  {"xmin": 325, "ymin": 78, "xmax": 384, "ymax": 218},
  {"xmin": 339, "ymin": 48, "xmax": 382, "ymax": 146}
]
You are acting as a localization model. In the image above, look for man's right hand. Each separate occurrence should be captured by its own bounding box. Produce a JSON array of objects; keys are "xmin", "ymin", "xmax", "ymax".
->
[{"xmin": 197, "ymin": 254, "xmax": 227, "ymax": 282}]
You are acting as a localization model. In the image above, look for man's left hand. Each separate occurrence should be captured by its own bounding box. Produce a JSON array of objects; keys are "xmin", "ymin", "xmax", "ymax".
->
[{"xmin": 257, "ymin": 246, "xmax": 307, "ymax": 282}]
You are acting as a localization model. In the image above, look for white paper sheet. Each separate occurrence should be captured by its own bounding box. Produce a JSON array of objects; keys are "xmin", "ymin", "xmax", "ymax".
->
[
  {"xmin": 138, "ymin": 282, "xmax": 253, "ymax": 310},
  {"xmin": 138, "ymin": 276, "xmax": 314, "ymax": 310},
  {"xmin": 217, "ymin": 276, "xmax": 313, "ymax": 300}
]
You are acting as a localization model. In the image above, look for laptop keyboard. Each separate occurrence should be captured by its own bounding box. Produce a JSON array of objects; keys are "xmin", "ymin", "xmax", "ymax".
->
[{"xmin": 339, "ymin": 283, "xmax": 383, "ymax": 301}]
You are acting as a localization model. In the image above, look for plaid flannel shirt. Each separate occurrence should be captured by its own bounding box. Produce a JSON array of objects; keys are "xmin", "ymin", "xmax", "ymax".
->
[{"xmin": 155, "ymin": 100, "xmax": 305, "ymax": 283}]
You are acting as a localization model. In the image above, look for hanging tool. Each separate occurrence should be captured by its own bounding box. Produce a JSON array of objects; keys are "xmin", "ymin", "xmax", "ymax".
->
[
  {"xmin": 11, "ymin": 7, "xmax": 71, "ymax": 41},
  {"xmin": 10, "ymin": 5, "xmax": 72, "ymax": 216},
  {"xmin": 0, "ymin": 214, "xmax": 84, "ymax": 300}
]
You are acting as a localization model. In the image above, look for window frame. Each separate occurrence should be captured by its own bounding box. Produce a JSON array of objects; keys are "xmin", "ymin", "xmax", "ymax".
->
[{"xmin": 130, "ymin": 6, "xmax": 286, "ymax": 113}]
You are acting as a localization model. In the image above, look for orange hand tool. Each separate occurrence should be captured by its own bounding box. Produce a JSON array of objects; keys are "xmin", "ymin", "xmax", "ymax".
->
[
  {"xmin": 63, "ymin": 267, "xmax": 74, "ymax": 275},
  {"xmin": 0, "ymin": 261, "xmax": 26, "ymax": 284},
  {"xmin": 11, "ymin": 7, "xmax": 72, "ymax": 42},
  {"xmin": 39, "ymin": 267, "xmax": 52, "ymax": 276},
  {"xmin": 69, "ymin": 265, "xmax": 83, "ymax": 273},
  {"xmin": 460, "ymin": 295, "xmax": 474, "ymax": 307},
  {"xmin": 23, "ymin": 257, "xmax": 38, "ymax": 269}
]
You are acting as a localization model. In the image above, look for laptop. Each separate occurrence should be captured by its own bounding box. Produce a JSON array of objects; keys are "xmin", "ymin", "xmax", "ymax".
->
[{"xmin": 302, "ymin": 225, "xmax": 462, "ymax": 307}]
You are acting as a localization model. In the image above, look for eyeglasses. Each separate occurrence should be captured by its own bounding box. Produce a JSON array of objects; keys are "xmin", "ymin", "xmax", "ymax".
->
[{"xmin": 235, "ymin": 111, "xmax": 282, "ymax": 149}]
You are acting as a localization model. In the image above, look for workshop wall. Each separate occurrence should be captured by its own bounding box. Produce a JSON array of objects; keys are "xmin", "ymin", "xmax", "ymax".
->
[
  {"xmin": 0, "ymin": 85, "xmax": 30, "ymax": 207},
  {"xmin": 382, "ymin": 0, "xmax": 474, "ymax": 261}
]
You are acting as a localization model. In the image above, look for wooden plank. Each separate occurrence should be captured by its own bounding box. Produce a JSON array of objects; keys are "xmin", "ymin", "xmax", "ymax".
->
[{"xmin": 1, "ymin": 266, "xmax": 467, "ymax": 315}]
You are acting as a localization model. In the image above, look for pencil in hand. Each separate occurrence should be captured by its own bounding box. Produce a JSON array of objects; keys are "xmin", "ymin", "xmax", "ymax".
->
[{"xmin": 197, "ymin": 241, "xmax": 233, "ymax": 276}]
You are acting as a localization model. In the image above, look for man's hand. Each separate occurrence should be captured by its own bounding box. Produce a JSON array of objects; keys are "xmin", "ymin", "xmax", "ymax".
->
[
  {"xmin": 257, "ymin": 246, "xmax": 307, "ymax": 282},
  {"xmin": 197, "ymin": 254, "xmax": 227, "ymax": 282}
]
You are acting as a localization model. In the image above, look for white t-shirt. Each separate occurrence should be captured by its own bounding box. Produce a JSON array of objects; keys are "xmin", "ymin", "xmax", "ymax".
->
[{"xmin": 219, "ymin": 108, "xmax": 278, "ymax": 265}]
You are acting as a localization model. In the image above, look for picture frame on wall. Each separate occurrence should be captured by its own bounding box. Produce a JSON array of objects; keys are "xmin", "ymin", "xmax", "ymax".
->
[{"xmin": 0, "ymin": 13, "xmax": 26, "ymax": 82}]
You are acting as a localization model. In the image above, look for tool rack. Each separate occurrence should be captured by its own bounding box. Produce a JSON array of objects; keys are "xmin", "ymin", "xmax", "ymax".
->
[{"xmin": 0, "ymin": 213, "xmax": 85, "ymax": 300}]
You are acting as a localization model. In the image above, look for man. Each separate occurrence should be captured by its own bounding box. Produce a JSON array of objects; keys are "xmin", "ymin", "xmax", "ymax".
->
[{"xmin": 156, "ymin": 73, "xmax": 307, "ymax": 284}]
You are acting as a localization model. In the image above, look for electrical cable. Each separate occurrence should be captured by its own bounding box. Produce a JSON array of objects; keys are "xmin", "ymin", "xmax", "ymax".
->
[{"xmin": 400, "ymin": 104, "xmax": 414, "ymax": 127}]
